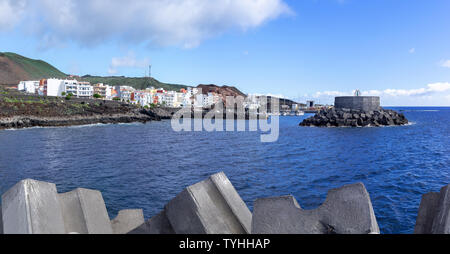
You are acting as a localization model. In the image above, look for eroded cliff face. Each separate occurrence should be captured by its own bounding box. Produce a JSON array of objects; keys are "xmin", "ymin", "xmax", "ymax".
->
[
  {"xmin": 196, "ymin": 84, "xmax": 246, "ymax": 104},
  {"xmin": 300, "ymin": 107, "xmax": 409, "ymax": 127}
]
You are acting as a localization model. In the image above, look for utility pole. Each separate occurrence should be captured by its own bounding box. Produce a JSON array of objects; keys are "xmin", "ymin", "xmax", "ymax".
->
[{"xmin": 148, "ymin": 65, "xmax": 152, "ymax": 87}]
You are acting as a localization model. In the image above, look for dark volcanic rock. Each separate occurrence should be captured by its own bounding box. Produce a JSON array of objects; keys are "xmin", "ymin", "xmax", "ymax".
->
[
  {"xmin": 300, "ymin": 107, "xmax": 408, "ymax": 128},
  {"xmin": 0, "ymin": 112, "xmax": 154, "ymax": 130}
]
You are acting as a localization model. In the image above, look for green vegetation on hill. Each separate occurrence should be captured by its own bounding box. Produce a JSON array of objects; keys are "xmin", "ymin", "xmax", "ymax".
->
[
  {"xmin": 1, "ymin": 52, "xmax": 67, "ymax": 79},
  {"xmin": 0, "ymin": 52, "xmax": 190, "ymax": 91},
  {"xmin": 80, "ymin": 75, "xmax": 189, "ymax": 91}
]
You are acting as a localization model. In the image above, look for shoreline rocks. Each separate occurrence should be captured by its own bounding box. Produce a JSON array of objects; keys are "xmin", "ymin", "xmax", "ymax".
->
[
  {"xmin": 0, "ymin": 112, "xmax": 155, "ymax": 130},
  {"xmin": 300, "ymin": 107, "xmax": 409, "ymax": 127}
]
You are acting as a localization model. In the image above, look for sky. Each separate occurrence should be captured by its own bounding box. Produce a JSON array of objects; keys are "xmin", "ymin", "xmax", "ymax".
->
[{"xmin": 1, "ymin": 0, "xmax": 450, "ymax": 106}]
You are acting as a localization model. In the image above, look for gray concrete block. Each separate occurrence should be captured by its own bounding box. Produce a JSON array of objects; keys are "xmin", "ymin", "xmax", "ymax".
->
[
  {"xmin": 210, "ymin": 172, "xmax": 252, "ymax": 233},
  {"xmin": 137, "ymin": 172, "xmax": 252, "ymax": 234},
  {"xmin": 415, "ymin": 184, "xmax": 450, "ymax": 234},
  {"xmin": 0, "ymin": 206, "xmax": 3, "ymax": 234},
  {"xmin": 252, "ymin": 183, "xmax": 380, "ymax": 234},
  {"xmin": 111, "ymin": 209, "xmax": 145, "ymax": 234},
  {"xmin": 1, "ymin": 179, "xmax": 66, "ymax": 234},
  {"xmin": 58, "ymin": 188, "xmax": 113, "ymax": 234},
  {"xmin": 128, "ymin": 210, "xmax": 175, "ymax": 234},
  {"xmin": 414, "ymin": 192, "xmax": 440, "ymax": 234},
  {"xmin": 164, "ymin": 172, "xmax": 252, "ymax": 234}
]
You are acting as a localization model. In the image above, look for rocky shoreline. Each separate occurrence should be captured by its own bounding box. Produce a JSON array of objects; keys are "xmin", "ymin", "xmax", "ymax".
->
[
  {"xmin": 0, "ymin": 112, "xmax": 156, "ymax": 130},
  {"xmin": 300, "ymin": 107, "xmax": 409, "ymax": 127},
  {"xmin": 0, "ymin": 88, "xmax": 178, "ymax": 130}
]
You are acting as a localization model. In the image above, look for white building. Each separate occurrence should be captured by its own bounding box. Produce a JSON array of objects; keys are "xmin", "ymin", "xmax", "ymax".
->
[
  {"xmin": 18, "ymin": 81, "xmax": 40, "ymax": 94},
  {"xmin": 75, "ymin": 82, "xmax": 94, "ymax": 98},
  {"xmin": 41, "ymin": 79, "xmax": 93, "ymax": 98},
  {"xmin": 181, "ymin": 93, "xmax": 193, "ymax": 108},
  {"xmin": 245, "ymin": 94, "xmax": 261, "ymax": 111},
  {"xmin": 194, "ymin": 94, "xmax": 204, "ymax": 108},
  {"xmin": 62, "ymin": 80, "xmax": 78, "ymax": 96},
  {"xmin": 45, "ymin": 79, "xmax": 66, "ymax": 97},
  {"xmin": 93, "ymin": 83, "xmax": 113, "ymax": 99},
  {"xmin": 132, "ymin": 91, "xmax": 153, "ymax": 107},
  {"xmin": 62, "ymin": 80, "xmax": 93, "ymax": 98},
  {"xmin": 195, "ymin": 92, "xmax": 216, "ymax": 108},
  {"xmin": 160, "ymin": 91, "xmax": 179, "ymax": 107}
]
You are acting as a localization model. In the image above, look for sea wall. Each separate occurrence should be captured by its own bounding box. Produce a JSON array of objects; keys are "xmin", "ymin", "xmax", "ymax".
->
[
  {"xmin": 1, "ymin": 173, "xmax": 449, "ymax": 234},
  {"xmin": 335, "ymin": 96, "xmax": 380, "ymax": 112}
]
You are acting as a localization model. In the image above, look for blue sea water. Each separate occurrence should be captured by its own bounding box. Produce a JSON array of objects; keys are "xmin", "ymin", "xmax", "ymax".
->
[{"xmin": 0, "ymin": 107, "xmax": 449, "ymax": 234}]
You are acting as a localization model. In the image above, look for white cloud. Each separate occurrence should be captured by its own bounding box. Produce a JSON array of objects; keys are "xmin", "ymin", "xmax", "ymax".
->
[
  {"xmin": 365, "ymin": 83, "xmax": 450, "ymax": 97},
  {"xmin": 313, "ymin": 90, "xmax": 349, "ymax": 97},
  {"xmin": 0, "ymin": 0, "xmax": 26, "ymax": 30},
  {"xmin": 300, "ymin": 83, "xmax": 450, "ymax": 106},
  {"xmin": 440, "ymin": 60, "xmax": 450, "ymax": 68},
  {"xmin": 1, "ymin": 0, "xmax": 291, "ymax": 48},
  {"xmin": 251, "ymin": 93, "xmax": 288, "ymax": 99},
  {"xmin": 108, "ymin": 52, "xmax": 150, "ymax": 75}
]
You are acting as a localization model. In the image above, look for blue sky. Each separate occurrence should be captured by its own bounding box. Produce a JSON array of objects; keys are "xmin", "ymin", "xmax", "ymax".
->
[{"xmin": 1, "ymin": 0, "xmax": 450, "ymax": 106}]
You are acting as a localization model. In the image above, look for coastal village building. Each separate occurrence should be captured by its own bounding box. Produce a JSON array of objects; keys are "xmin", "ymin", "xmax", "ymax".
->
[
  {"xmin": 63, "ymin": 80, "xmax": 94, "ymax": 98},
  {"xmin": 44, "ymin": 78, "xmax": 66, "ymax": 97},
  {"xmin": 17, "ymin": 79, "xmax": 290, "ymax": 110},
  {"xmin": 245, "ymin": 94, "xmax": 261, "ymax": 111},
  {"xmin": 73, "ymin": 81, "xmax": 94, "ymax": 98},
  {"xmin": 93, "ymin": 83, "xmax": 113, "ymax": 99},
  {"xmin": 19, "ymin": 78, "xmax": 95, "ymax": 98},
  {"xmin": 131, "ymin": 91, "xmax": 153, "ymax": 107},
  {"xmin": 18, "ymin": 81, "xmax": 40, "ymax": 94},
  {"xmin": 119, "ymin": 86, "xmax": 135, "ymax": 102}
]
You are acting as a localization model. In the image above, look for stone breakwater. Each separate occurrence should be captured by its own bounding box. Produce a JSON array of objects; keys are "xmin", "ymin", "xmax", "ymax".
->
[
  {"xmin": 300, "ymin": 107, "xmax": 409, "ymax": 127},
  {"xmin": 1, "ymin": 172, "xmax": 449, "ymax": 234}
]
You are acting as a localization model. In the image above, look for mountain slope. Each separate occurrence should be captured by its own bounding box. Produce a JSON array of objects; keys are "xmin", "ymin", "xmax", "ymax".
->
[
  {"xmin": 0, "ymin": 52, "xmax": 67, "ymax": 85},
  {"xmin": 0, "ymin": 53, "xmax": 248, "ymax": 96},
  {"xmin": 0, "ymin": 52, "xmax": 187, "ymax": 90}
]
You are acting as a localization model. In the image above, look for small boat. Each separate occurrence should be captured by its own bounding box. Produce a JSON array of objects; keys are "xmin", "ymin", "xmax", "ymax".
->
[{"xmin": 296, "ymin": 111, "xmax": 305, "ymax": 116}]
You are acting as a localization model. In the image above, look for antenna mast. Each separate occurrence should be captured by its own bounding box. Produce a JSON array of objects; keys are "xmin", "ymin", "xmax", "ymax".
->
[{"xmin": 148, "ymin": 64, "xmax": 152, "ymax": 87}]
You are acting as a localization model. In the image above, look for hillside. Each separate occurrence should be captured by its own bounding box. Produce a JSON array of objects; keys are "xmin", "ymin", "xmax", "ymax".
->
[
  {"xmin": 0, "ymin": 53, "xmax": 249, "ymax": 96},
  {"xmin": 197, "ymin": 84, "xmax": 247, "ymax": 103},
  {"xmin": 0, "ymin": 52, "xmax": 67, "ymax": 85},
  {"xmin": 0, "ymin": 52, "xmax": 187, "ymax": 91},
  {"xmin": 80, "ymin": 75, "xmax": 188, "ymax": 91}
]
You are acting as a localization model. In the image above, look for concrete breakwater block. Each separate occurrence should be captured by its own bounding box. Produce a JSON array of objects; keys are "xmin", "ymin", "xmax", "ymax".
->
[
  {"xmin": 111, "ymin": 209, "xmax": 145, "ymax": 234},
  {"xmin": 58, "ymin": 188, "xmax": 113, "ymax": 234},
  {"xmin": 414, "ymin": 184, "xmax": 450, "ymax": 234},
  {"xmin": 1, "ymin": 179, "xmax": 142, "ymax": 234},
  {"xmin": 1, "ymin": 179, "xmax": 66, "ymax": 234},
  {"xmin": 130, "ymin": 172, "xmax": 252, "ymax": 234},
  {"xmin": 251, "ymin": 183, "xmax": 380, "ymax": 234},
  {"xmin": 0, "ymin": 206, "xmax": 3, "ymax": 234},
  {"xmin": 129, "ymin": 210, "xmax": 175, "ymax": 234}
]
